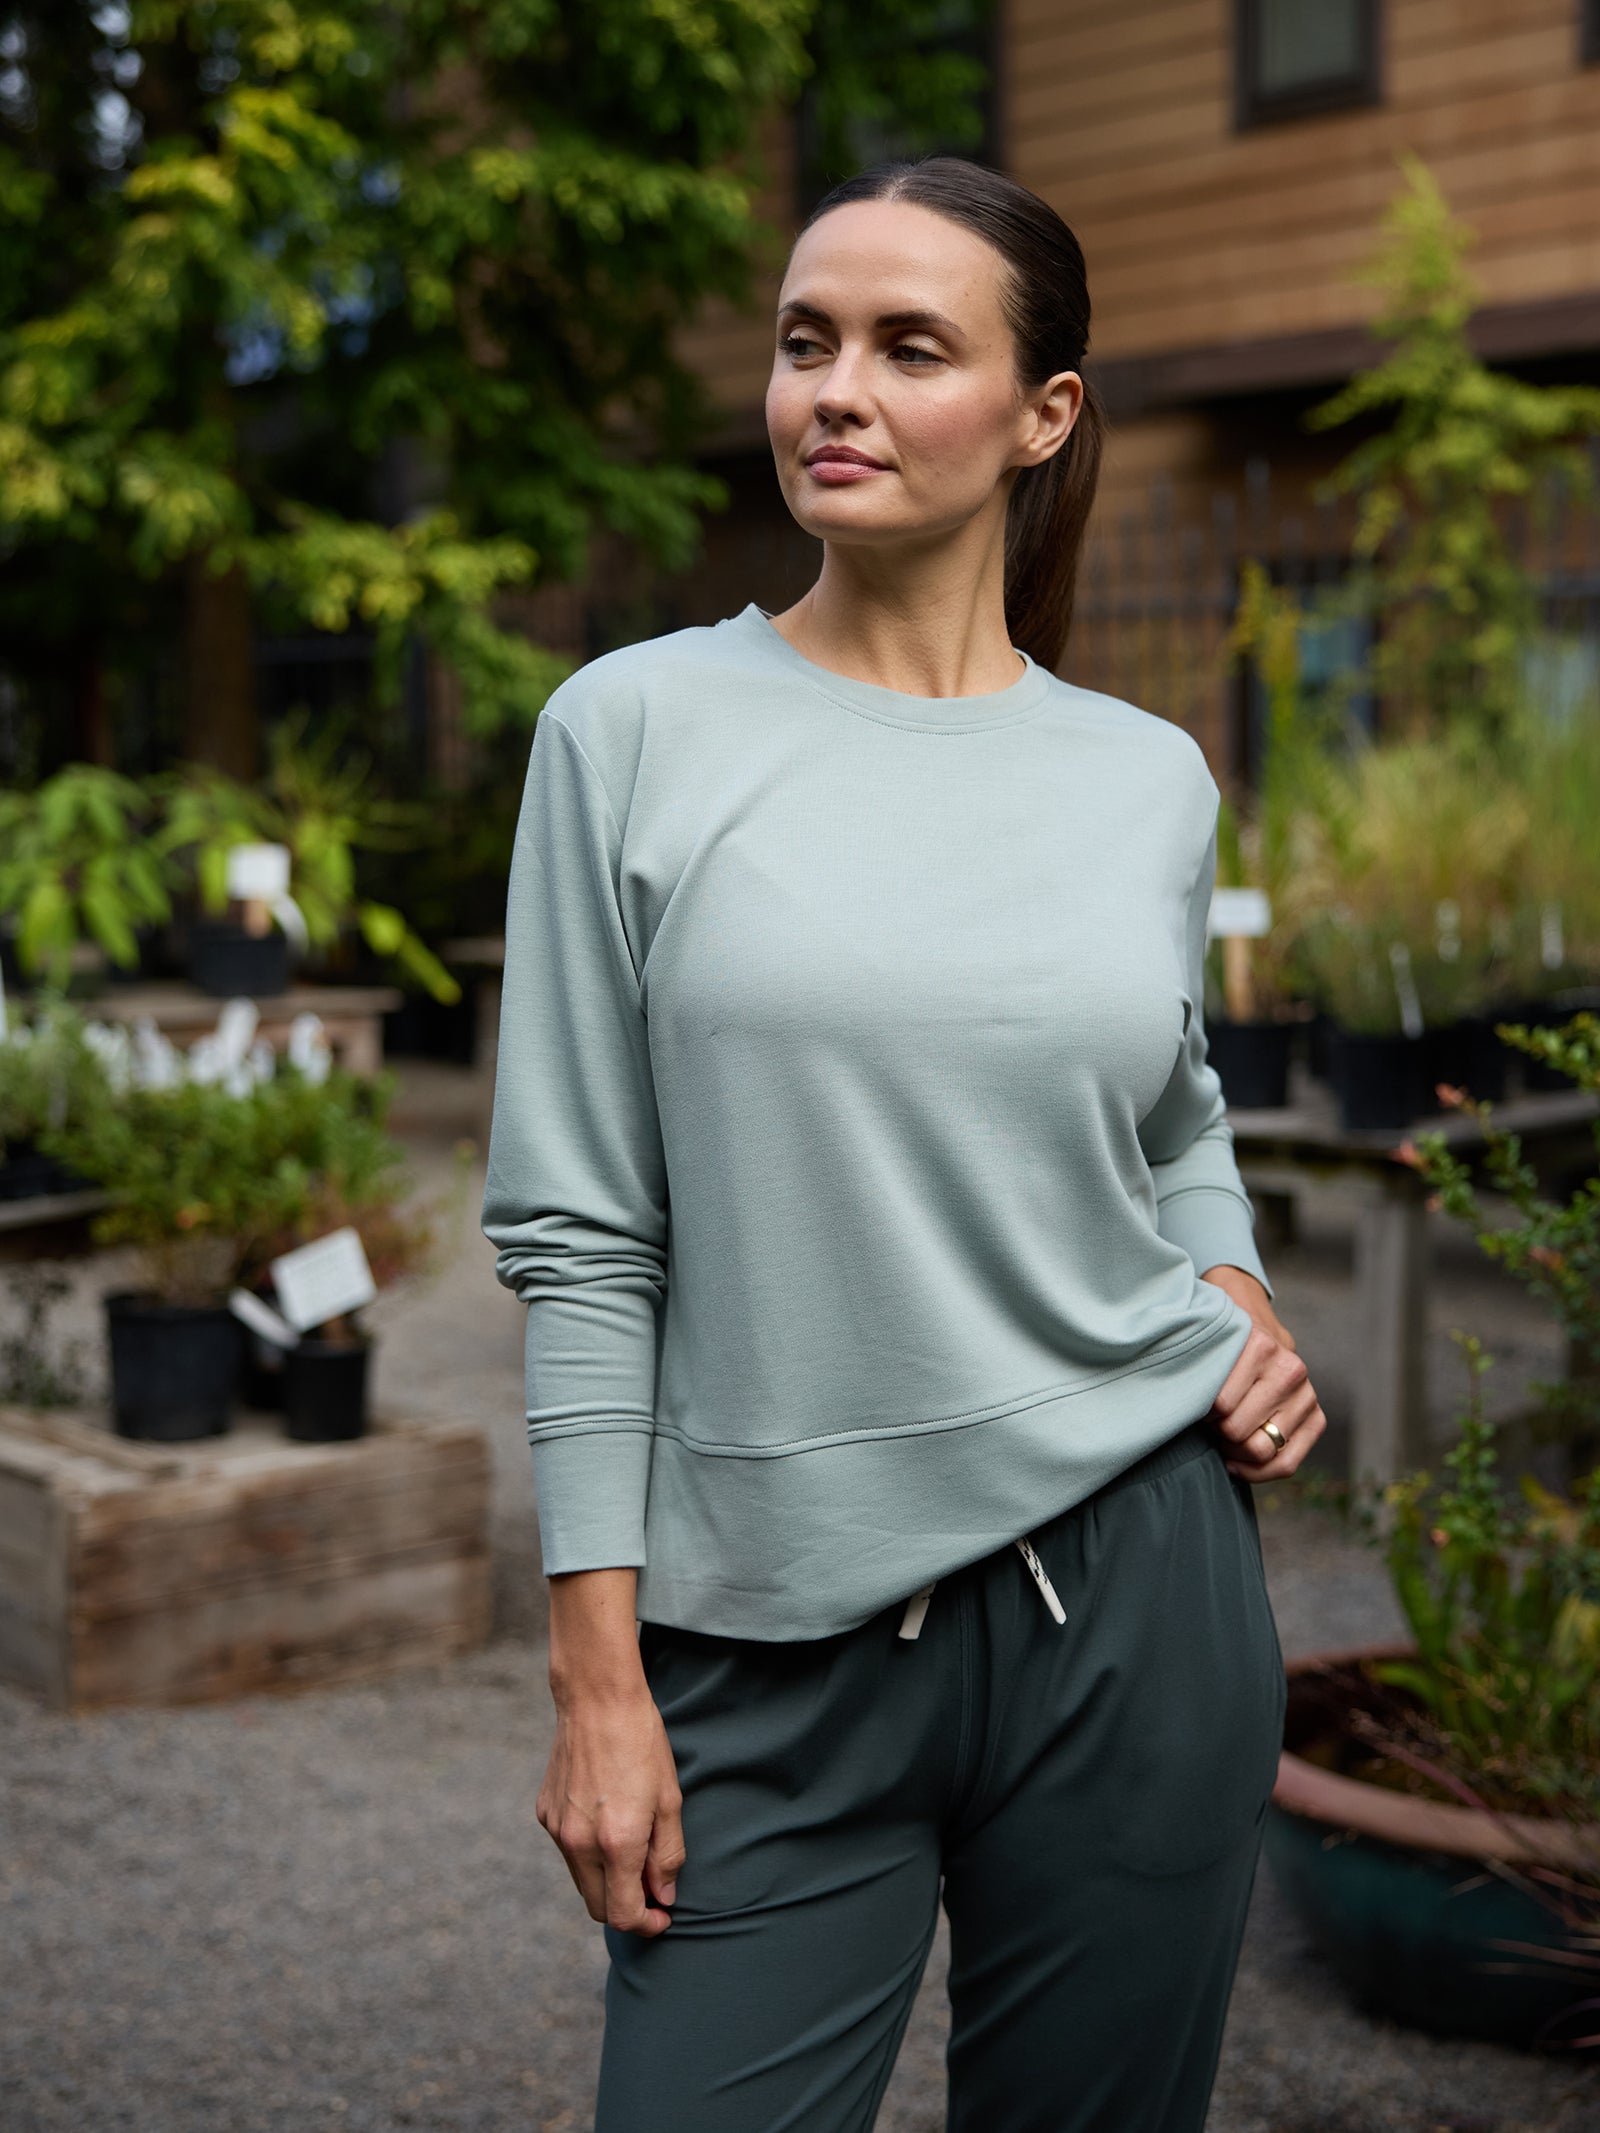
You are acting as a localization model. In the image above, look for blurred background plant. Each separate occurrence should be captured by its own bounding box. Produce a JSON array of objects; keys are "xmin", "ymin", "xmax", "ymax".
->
[
  {"xmin": 158, "ymin": 720, "xmax": 459, "ymax": 1000},
  {"xmin": 1302, "ymin": 153, "xmax": 1600, "ymax": 748},
  {"xmin": 0, "ymin": 994, "xmax": 114, "ymax": 1158},
  {"xmin": 1398, "ymin": 1014, "xmax": 1600, "ymax": 1459},
  {"xmin": 0, "ymin": 767, "xmax": 169, "ymax": 987}
]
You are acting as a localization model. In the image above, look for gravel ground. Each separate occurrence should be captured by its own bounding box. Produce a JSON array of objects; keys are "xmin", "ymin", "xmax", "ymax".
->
[{"xmin": 3, "ymin": 1064, "xmax": 1597, "ymax": 2133}]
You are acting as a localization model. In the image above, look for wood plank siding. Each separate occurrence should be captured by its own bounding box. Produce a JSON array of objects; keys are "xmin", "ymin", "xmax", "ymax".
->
[
  {"xmin": 1008, "ymin": 0, "xmax": 1600, "ymax": 361},
  {"xmin": 648, "ymin": 3, "xmax": 1600, "ymax": 761},
  {"xmin": 677, "ymin": 4, "xmax": 1600, "ymax": 429}
]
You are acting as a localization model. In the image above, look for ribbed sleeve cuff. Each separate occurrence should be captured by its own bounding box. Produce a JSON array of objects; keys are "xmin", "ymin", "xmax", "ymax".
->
[
  {"xmin": 1157, "ymin": 1186, "xmax": 1274, "ymax": 1301},
  {"xmin": 528, "ymin": 1428, "xmax": 653, "ymax": 1577}
]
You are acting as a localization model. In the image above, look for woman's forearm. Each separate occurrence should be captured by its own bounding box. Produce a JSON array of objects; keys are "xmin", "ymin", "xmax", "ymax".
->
[{"xmin": 548, "ymin": 1567, "xmax": 650, "ymax": 1707}]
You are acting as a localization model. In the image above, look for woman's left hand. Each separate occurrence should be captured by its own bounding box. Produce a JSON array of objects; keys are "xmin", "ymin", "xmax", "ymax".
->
[{"xmin": 1198, "ymin": 1265, "xmax": 1325, "ymax": 1482}]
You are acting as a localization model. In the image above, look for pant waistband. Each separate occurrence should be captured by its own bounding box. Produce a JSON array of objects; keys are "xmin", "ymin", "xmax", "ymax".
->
[{"xmin": 896, "ymin": 1418, "xmax": 1218, "ymax": 1642}]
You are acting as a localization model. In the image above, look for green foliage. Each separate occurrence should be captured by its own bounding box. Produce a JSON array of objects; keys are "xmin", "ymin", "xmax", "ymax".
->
[
  {"xmin": 800, "ymin": 0, "xmax": 991, "ymax": 198},
  {"xmin": 42, "ymin": 1057, "xmax": 411, "ymax": 1305},
  {"xmin": 1335, "ymin": 1017, "xmax": 1600, "ymax": 1818},
  {"xmin": 1398, "ymin": 1015, "xmax": 1600, "ymax": 1440},
  {"xmin": 1305, "ymin": 154, "xmax": 1600, "ymax": 741},
  {"xmin": 0, "ymin": 0, "xmax": 818, "ymax": 735},
  {"xmin": 1224, "ymin": 558, "xmax": 1600, "ymax": 1030},
  {"xmin": 1372, "ymin": 1334, "xmax": 1600, "ymax": 1819},
  {"xmin": 159, "ymin": 718, "xmax": 462, "ymax": 999},
  {"xmin": 0, "ymin": 765, "xmax": 169, "ymax": 984},
  {"xmin": 0, "ymin": 994, "xmax": 114, "ymax": 1150}
]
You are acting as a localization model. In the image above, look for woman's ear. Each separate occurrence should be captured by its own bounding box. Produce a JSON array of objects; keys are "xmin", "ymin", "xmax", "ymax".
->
[{"xmin": 1015, "ymin": 370, "xmax": 1083, "ymax": 470}]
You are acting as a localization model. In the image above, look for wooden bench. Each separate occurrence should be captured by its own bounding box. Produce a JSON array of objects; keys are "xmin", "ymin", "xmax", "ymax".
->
[{"xmin": 0, "ymin": 1408, "xmax": 492, "ymax": 1710}]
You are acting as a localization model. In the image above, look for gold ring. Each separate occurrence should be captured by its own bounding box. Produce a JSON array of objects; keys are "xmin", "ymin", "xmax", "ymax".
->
[{"xmin": 1261, "ymin": 1420, "xmax": 1287, "ymax": 1452}]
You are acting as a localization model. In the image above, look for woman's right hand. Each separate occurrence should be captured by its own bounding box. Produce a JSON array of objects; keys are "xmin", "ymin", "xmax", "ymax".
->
[{"xmin": 539, "ymin": 1568, "xmax": 686, "ymax": 1938}]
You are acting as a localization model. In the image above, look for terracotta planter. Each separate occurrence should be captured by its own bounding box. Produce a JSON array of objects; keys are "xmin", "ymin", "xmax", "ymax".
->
[{"xmin": 1267, "ymin": 1643, "xmax": 1600, "ymax": 2050}]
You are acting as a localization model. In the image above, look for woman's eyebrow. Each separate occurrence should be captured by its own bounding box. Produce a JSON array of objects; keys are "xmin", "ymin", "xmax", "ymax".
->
[{"xmin": 778, "ymin": 298, "xmax": 966, "ymax": 343}]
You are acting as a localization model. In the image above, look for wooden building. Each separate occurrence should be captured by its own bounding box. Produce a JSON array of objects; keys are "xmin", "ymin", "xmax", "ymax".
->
[{"xmin": 592, "ymin": 0, "xmax": 1600, "ymax": 780}]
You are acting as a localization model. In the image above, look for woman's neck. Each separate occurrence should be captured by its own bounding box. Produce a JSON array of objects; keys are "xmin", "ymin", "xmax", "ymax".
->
[{"xmin": 767, "ymin": 510, "xmax": 1021, "ymax": 698}]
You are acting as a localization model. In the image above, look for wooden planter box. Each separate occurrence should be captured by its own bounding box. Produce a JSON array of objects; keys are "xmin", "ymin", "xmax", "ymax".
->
[{"xmin": 0, "ymin": 1408, "xmax": 492, "ymax": 1710}]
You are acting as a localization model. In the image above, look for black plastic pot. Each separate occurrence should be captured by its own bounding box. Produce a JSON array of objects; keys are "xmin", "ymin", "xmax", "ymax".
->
[
  {"xmin": 382, "ymin": 989, "xmax": 476, "ymax": 1066},
  {"xmin": 282, "ymin": 1334, "xmax": 370, "ymax": 1442},
  {"xmin": 188, "ymin": 919, "xmax": 291, "ymax": 999},
  {"xmin": 1304, "ymin": 1009, "xmax": 1332, "ymax": 1085},
  {"xmin": 0, "ymin": 1141, "xmax": 88, "ymax": 1203},
  {"xmin": 239, "ymin": 1329, "xmax": 286, "ymax": 1412},
  {"xmin": 1324, "ymin": 1025, "xmax": 1438, "ymax": 1132},
  {"xmin": 1205, "ymin": 1017, "xmax": 1293, "ymax": 1109},
  {"xmin": 1425, "ymin": 1012, "xmax": 1512, "ymax": 1106},
  {"xmin": 106, "ymin": 1292, "xmax": 240, "ymax": 1441},
  {"xmin": 104, "ymin": 923, "xmax": 178, "ymax": 987}
]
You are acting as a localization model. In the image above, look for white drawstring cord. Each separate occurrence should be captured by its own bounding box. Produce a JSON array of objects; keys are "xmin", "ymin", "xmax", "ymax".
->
[{"xmin": 897, "ymin": 1537, "xmax": 1067, "ymax": 1641}]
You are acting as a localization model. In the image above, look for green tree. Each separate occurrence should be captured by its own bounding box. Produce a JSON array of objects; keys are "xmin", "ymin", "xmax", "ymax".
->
[
  {"xmin": 1305, "ymin": 153, "xmax": 1600, "ymax": 741},
  {"xmin": 0, "ymin": 0, "xmax": 819, "ymax": 771}
]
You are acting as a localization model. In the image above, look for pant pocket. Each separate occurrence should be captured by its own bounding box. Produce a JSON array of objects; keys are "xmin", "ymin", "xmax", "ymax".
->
[{"xmin": 1092, "ymin": 1449, "xmax": 1286, "ymax": 1879}]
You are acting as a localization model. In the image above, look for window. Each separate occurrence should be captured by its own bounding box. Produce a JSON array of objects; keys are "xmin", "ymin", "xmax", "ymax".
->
[
  {"xmin": 795, "ymin": 0, "xmax": 998, "ymax": 219},
  {"xmin": 1235, "ymin": 0, "xmax": 1380, "ymax": 130}
]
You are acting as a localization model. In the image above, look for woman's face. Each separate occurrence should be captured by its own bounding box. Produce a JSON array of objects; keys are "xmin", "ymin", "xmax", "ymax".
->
[{"xmin": 766, "ymin": 198, "xmax": 1081, "ymax": 550}]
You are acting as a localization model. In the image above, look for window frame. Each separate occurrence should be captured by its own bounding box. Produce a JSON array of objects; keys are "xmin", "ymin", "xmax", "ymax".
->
[{"xmin": 1233, "ymin": 0, "xmax": 1382, "ymax": 132}]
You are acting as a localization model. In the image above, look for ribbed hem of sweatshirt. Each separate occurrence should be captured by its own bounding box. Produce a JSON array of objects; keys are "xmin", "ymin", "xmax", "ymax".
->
[
  {"xmin": 1156, "ymin": 1186, "xmax": 1274, "ymax": 1300},
  {"xmin": 530, "ymin": 1427, "xmax": 651, "ymax": 1576},
  {"xmin": 632, "ymin": 1298, "xmax": 1257, "ymax": 1641}
]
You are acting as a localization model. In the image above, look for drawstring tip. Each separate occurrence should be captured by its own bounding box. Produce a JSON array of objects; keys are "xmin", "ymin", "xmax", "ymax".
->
[
  {"xmin": 898, "ymin": 1582, "xmax": 937, "ymax": 1641},
  {"xmin": 1015, "ymin": 1537, "xmax": 1068, "ymax": 1626}
]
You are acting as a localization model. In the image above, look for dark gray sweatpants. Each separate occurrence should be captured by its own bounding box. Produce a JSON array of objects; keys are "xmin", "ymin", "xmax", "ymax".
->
[{"xmin": 596, "ymin": 1420, "xmax": 1287, "ymax": 2133}]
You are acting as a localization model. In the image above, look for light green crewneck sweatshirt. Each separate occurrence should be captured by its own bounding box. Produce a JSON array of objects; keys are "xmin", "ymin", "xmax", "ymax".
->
[{"xmin": 482, "ymin": 603, "xmax": 1274, "ymax": 1640}]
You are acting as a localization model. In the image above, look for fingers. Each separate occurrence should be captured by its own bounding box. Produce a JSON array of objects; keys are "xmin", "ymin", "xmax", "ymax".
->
[
  {"xmin": 645, "ymin": 1790, "xmax": 686, "ymax": 1912},
  {"xmin": 1211, "ymin": 1330, "xmax": 1310, "ymax": 1448},
  {"xmin": 537, "ymin": 1715, "xmax": 685, "ymax": 1938},
  {"xmin": 1208, "ymin": 1326, "xmax": 1327, "ymax": 1483},
  {"xmin": 1224, "ymin": 1400, "xmax": 1328, "ymax": 1483}
]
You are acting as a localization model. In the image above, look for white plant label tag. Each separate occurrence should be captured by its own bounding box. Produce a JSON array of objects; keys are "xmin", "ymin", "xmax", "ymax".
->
[
  {"xmin": 270, "ymin": 1226, "xmax": 377, "ymax": 1333},
  {"xmin": 226, "ymin": 841, "xmax": 292, "ymax": 900},
  {"xmin": 1208, "ymin": 888, "xmax": 1271, "ymax": 940},
  {"xmin": 229, "ymin": 1288, "xmax": 299, "ymax": 1349}
]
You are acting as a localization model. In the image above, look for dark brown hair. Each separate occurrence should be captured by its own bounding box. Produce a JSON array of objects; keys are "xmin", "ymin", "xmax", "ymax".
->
[{"xmin": 797, "ymin": 156, "xmax": 1106, "ymax": 674}]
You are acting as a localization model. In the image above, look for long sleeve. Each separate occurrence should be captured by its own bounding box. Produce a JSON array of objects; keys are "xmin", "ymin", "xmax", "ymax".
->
[
  {"xmin": 481, "ymin": 710, "xmax": 669, "ymax": 1575},
  {"xmin": 1136, "ymin": 804, "xmax": 1274, "ymax": 1301}
]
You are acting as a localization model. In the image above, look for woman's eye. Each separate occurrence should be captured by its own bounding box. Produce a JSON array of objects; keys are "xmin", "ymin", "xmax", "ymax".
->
[
  {"xmin": 779, "ymin": 333, "xmax": 824, "ymax": 359},
  {"xmin": 891, "ymin": 344, "xmax": 943, "ymax": 367}
]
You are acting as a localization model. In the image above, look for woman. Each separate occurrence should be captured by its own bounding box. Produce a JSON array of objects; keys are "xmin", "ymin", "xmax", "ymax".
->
[{"xmin": 483, "ymin": 155, "xmax": 1325, "ymax": 2133}]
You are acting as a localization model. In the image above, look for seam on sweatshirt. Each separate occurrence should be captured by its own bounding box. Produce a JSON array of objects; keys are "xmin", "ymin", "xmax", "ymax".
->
[
  {"xmin": 542, "ymin": 715, "xmax": 628, "ymax": 845},
  {"xmin": 646, "ymin": 1314, "xmax": 1237, "ymax": 1462},
  {"xmin": 527, "ymin": 1417, "xmax": 654, "ymax": 1441},
  {"xmin": 1153, "ymin": 1181, "xmax": 1257, "ymax": 1209},
  {"xmin": 744, "ymin": 649, "xmax": 1057, "ymax": 737}
]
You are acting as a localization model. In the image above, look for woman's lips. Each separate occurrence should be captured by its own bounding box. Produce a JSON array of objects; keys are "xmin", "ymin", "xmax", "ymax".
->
[{"xmin": 805, "ymin": 450, "xmax": 888, "ymax": 485}]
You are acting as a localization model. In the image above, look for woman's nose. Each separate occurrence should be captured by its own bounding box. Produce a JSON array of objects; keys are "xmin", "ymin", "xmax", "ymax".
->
[{"xmin": 811, "ymin": 345, "xmax": 874, "ymax": 428}]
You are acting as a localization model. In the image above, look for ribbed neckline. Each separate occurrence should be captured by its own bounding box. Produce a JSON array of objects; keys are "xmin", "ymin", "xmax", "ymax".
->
[{"xmin": 725, "ymin": 602, "xmax": 1055, "ymax": 733}]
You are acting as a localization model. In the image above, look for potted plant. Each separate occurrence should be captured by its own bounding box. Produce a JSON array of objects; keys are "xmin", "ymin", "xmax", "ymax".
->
[
  {"xmin": 1274, "ymin": 728, "xmax": 1531, "ymax": 1128},
  {"xmin": 0, "ymin": 767, "xmax": 171, "ymax": 993},
  {"xmin": 0, "ymin": 997, "xmax": 111, "ymax": 1202},
  {"xmin": 1267, "ymin": 1015, "xmax": 1600, "ymax": 2050},
  {"xmin": 159, "ymin": 720, "xmax": 460, "ymax": 1005},
  {"xmin": 237, "ymin": 1067, "xmax": 456, "ymax": 1440},
  {"xmin": 1208, "ymin": 562, "xmax": 1341, "ymax": 1108},
  {"xmin": 40, "ymin": 1056, "xmax": 316, "ymax": 1440}
]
